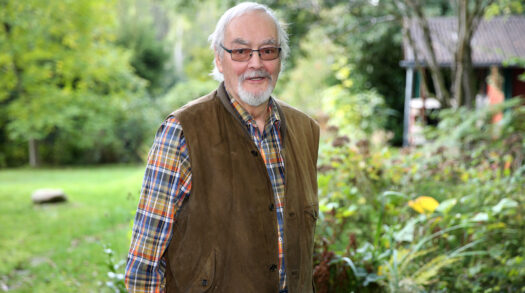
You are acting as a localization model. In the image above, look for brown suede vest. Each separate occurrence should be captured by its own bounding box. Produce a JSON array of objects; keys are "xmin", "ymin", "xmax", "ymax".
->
[{"xmin": 165, "ymin": 83, "xmax": 319, "ymax": 293}]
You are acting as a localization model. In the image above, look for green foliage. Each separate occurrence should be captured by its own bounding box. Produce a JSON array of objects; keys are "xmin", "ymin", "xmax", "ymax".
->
[
  {"xmin": 314, "ymin": 101, "xmax": 525, "ymax": 291},
  {"xmin": 0, "ymin": 0, "xmax": 161, "ymax": 166},
  {"xmin": 427, "ymin": 98, "xmax": 525, "ymax": 173},
  {"xmin": 154, "ymin": 0, "xmax": 223, "ymax": 82},
  {"xmin": 159, "ymin": 79, "xmax": 217, "ymax": 116},
  {"xmin": 34, "ymin": 95, "xmax": 160, "ymax": 165},
  {"xmin": 322, "ymin": 86, "xmax": 388, "ymax": 140},
  {"xmin": 102, "ymin": 245, "xmax": 127, "ymax": 293},
  {"xmin": 320, "ymin": 2, "xmax": 406, "ymax": 145},
  {"xmin": 116, "ymin": 16, "xmax": 172, "ymax": 96},
  {"xmin": 183, "ymin": 46, "xmax": 215, "ymax": 82},
  {"xmin": 279, "ymin": 24, "xmax": 390, "ymax": 140},
  {"xmin": 277, "ymin": 27, "xmax": 343, "ymax": 114},
  {"xmin": 485, "ymin": 0, "xmax": 524, "ymax": 18},
  {"xmin": 269, "ymin": 0, "xmax": 407, "ymax": 144},
  {"xmin": 321, "ymin": 57, "xmax": 389, "ymax": 140},
  {"xmin": 264, "ymin": 0, "xmax": 325, "ymax": 70}
]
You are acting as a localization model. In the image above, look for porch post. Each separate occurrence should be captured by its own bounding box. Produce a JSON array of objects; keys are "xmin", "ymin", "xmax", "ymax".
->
[{"xmin": 403, "ymin": 68, "xmax": 414, "ymax": 147}]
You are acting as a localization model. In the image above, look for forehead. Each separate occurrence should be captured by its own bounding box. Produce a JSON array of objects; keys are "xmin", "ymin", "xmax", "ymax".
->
[{"xmin": 224, "ymin": 10, "xmax": 278, "ymax": 46}]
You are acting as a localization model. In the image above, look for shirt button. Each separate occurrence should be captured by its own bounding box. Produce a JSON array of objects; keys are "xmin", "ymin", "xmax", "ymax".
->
[
  {"xmin": 269, "ymin": 203, "xmax": 274, "ymax": 211},
  {"xmin": 251, "ymin": 150, "xmax": 258, "ymax": 157},
  {"xmin": 269, "ymin": 264, "xmax": 278, "ymax": 272}
]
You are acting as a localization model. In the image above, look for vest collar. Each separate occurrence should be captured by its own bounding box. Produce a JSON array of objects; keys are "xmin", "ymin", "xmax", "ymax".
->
[{"xmin": 217, "ymin": 82, "xmax": 287, "ymax": 146}]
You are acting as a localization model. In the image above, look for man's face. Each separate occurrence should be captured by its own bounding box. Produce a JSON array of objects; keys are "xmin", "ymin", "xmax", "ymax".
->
[{"xmin": 216, "ymin": 10, "xmax": 281, "ymax": 107}]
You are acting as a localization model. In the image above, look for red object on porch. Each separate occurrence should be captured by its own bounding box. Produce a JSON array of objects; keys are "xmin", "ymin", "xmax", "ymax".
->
[{"xmin": 487, "ymin": 84, "xmax": 504, "ymax": 122}]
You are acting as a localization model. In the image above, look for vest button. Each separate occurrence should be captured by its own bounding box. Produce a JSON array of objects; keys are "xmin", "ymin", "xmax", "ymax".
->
[
  {"xmin": 251, "ymin": 150, "xmax": 258, "ymax": 157},
  {"xmin": 201, "ymin": 279, "xmax": 208, "ymax": 286},
  {"xmin": 269, "ymin": 264, "xmax": 278, "ymax": 272},
  {"xmin": 269, "ymin": 203, "xmax": 274, "ymax": 211},
  {"xmin": 288, "ymin": 211, "xmax": 296, "ymax": 218}
]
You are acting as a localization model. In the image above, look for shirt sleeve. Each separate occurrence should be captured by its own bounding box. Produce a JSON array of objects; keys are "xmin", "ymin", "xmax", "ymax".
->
[{"xmin": 125, "ymin": 117, "xmax": 192, "ymax": 292}]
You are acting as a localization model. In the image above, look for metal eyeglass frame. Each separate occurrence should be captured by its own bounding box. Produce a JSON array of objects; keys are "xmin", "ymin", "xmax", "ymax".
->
[{"xmin": 220, "ymin": 44, "xmax": 282, "ymax": 61}]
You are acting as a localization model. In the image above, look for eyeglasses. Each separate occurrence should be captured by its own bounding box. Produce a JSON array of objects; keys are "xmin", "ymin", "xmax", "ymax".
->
[{"xmin": 220, "ymin": 44, "xmax": 281, "ymax": 62}]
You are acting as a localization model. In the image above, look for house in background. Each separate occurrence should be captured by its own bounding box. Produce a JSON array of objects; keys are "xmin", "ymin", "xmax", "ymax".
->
[{"xmin": 400, "ymin": 16, "xmax": 525, "ymax": 146}]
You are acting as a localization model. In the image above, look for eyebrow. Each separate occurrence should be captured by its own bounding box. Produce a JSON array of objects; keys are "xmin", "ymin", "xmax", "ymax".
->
[{"xmin": 231, "ymin": 38, "xmax": 277, "ymax": 47}]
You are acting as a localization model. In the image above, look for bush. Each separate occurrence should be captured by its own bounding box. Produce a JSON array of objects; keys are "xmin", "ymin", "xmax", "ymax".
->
[
  {"xmin": 314, "ymin": 100, "xmax": 525, "ymax": 292},
  {"xmin": 159, "ymin": 79, "xmax": 217, "ymax": 116}
]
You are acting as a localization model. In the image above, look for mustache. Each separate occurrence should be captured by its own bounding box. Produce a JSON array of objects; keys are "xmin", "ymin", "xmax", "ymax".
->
[{"xmin": 240, "ymin": 70, "xmax": 272, "ymax": 81}]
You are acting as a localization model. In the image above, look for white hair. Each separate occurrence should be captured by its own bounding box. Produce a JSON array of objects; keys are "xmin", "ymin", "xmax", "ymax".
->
[{"xmin": 208, "ymin": 2, "xmax": 289, "ymax": 81}]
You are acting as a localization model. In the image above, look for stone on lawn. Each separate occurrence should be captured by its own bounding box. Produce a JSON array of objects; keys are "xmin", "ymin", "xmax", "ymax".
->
[{"xmin": 31, "ymin": 189, "xmax": 68, "ymax": 204}]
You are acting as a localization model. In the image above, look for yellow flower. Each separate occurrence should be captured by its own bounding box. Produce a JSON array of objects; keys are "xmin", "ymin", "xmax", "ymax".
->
[
  {"xmin": 408, "ymin": 196, "xmax": 439, "ymax": 214},
  {"xmin": 377, "ymin": 265, "xmax": 384, "ymax": 276}
]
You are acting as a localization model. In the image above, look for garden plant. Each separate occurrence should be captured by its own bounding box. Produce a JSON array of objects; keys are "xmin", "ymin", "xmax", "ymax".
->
[{"xmin": 313, "ymin": 99, "xmax": 525, "ymax": 292}]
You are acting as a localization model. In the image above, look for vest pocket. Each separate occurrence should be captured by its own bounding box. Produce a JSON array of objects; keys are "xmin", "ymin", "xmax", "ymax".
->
[
  {"xmin": 304, "ymin": 204, "xmax": 319, "ymax": 221},
  {"xmin": 303, "ymin": 204, "xmax": 319, "ymax": 245},
  {"xmin": 190, "ymin": 248, "xmax": 217, "ymax": 292}
]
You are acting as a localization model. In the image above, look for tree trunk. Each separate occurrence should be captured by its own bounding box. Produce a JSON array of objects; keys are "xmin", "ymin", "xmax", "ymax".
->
[
  {"xmin": 405, "ymin": 0, "xmax": 451, "ymax": 107},
  {"xmin": 453, "ymin": 0, "xmax": 494, "ymax": 109},
  {"xmin": 453, "ymin": 0, "xmax": 467, "ymax": 108},
  {"xmin": 463, "ymin": 42, "xmax": 475, "ymax": 108},
  {"xmin": 28, "ymin": 138, "xmax": 40, "ymax": 167}
]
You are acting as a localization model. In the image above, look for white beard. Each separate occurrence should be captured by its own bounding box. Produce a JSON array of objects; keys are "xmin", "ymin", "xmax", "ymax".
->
[{"xmin": 237, "ymin": 70, "xmax": 274, "ymax": 107}]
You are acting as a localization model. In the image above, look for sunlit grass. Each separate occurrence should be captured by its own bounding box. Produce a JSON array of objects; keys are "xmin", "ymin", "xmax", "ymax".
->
[{"xmin": 0, "ymin": 165, "xmax": 144, "ymax": 292}]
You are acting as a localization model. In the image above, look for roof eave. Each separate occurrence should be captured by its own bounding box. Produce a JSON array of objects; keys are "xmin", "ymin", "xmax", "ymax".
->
[{"xmin": 400, "ymin": 60, "xmax": 523, "ymax": 68}]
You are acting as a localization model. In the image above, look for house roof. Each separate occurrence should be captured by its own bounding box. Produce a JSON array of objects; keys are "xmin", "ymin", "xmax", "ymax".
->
[{"xmin": 401, "ymin": 16, "xmax": 525, "ymax": 68}]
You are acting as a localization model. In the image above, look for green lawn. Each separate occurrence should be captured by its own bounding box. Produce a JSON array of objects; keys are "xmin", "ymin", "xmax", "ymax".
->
[{"xmin": 0, "ymin": 165, "xmax": 145, "ymax": 292}]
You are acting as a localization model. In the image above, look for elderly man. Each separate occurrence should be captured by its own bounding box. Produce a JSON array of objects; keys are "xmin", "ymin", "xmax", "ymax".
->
[{"xmin": 125, "ymin": 2, "xmax": 319, "ymax": 292}]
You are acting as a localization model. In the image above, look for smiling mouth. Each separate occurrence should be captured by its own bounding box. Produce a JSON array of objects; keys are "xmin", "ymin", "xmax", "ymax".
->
[
  {"xmin": 247, "ymin": 77, "xmax": 266, "ymax": 81},
  {"xmin": 241, "ymin": 70, "xmax": 272, "ymax": 82}
]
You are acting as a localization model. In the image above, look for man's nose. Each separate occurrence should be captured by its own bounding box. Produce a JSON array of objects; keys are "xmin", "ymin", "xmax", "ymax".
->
[{"xmin": 248, "ymin": 51, "xmax": 263, "ymax": 68}]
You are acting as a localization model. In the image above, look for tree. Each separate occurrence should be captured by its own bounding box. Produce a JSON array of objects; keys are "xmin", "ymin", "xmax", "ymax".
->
[
  {"xmin": 0, "ymin": 0, "xmax": 148, "ymax": 166},
  {"xmin": 116, "ymin": 0, "xmax": 174, "ymax": 97}
]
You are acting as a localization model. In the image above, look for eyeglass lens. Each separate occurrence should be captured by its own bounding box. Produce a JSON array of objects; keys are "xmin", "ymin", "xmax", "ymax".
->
[{"xmin": 231, "ymin": 47, "xmax": 280, "ymax": 61}]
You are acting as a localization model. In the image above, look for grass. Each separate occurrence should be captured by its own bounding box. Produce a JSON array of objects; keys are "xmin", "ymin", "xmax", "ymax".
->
[{"xmin": 0, "ymin": 165, "xmax": 145, "ymax": 292}]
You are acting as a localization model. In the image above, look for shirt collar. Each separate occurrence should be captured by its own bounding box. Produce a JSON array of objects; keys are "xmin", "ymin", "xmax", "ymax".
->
[{"xmin": 229, "ymin": 96, "xmax": 281, "ymax": 130}]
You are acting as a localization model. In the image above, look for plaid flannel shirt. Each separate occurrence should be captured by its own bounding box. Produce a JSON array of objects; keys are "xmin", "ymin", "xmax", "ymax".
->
[{"xmin": 125, "ymin": 97, "xmax": 287, "ymax": 292}]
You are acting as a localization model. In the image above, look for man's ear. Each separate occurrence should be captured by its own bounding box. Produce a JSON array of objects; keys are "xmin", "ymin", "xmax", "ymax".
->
[{"xmin": 215, "ymin": 52, "xmax": 224, "ymax": 73}]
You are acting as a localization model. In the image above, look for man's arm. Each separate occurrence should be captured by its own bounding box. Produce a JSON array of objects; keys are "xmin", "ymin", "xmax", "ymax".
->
[{"xmin": 125, "ymin": 117, "xmax": 191, "ymax": 292}]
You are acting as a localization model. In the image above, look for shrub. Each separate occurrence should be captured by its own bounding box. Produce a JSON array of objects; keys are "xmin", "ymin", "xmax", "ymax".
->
[{"xmin": 314, "ymin": 100, "xmax": 525, "ymax": 291}]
